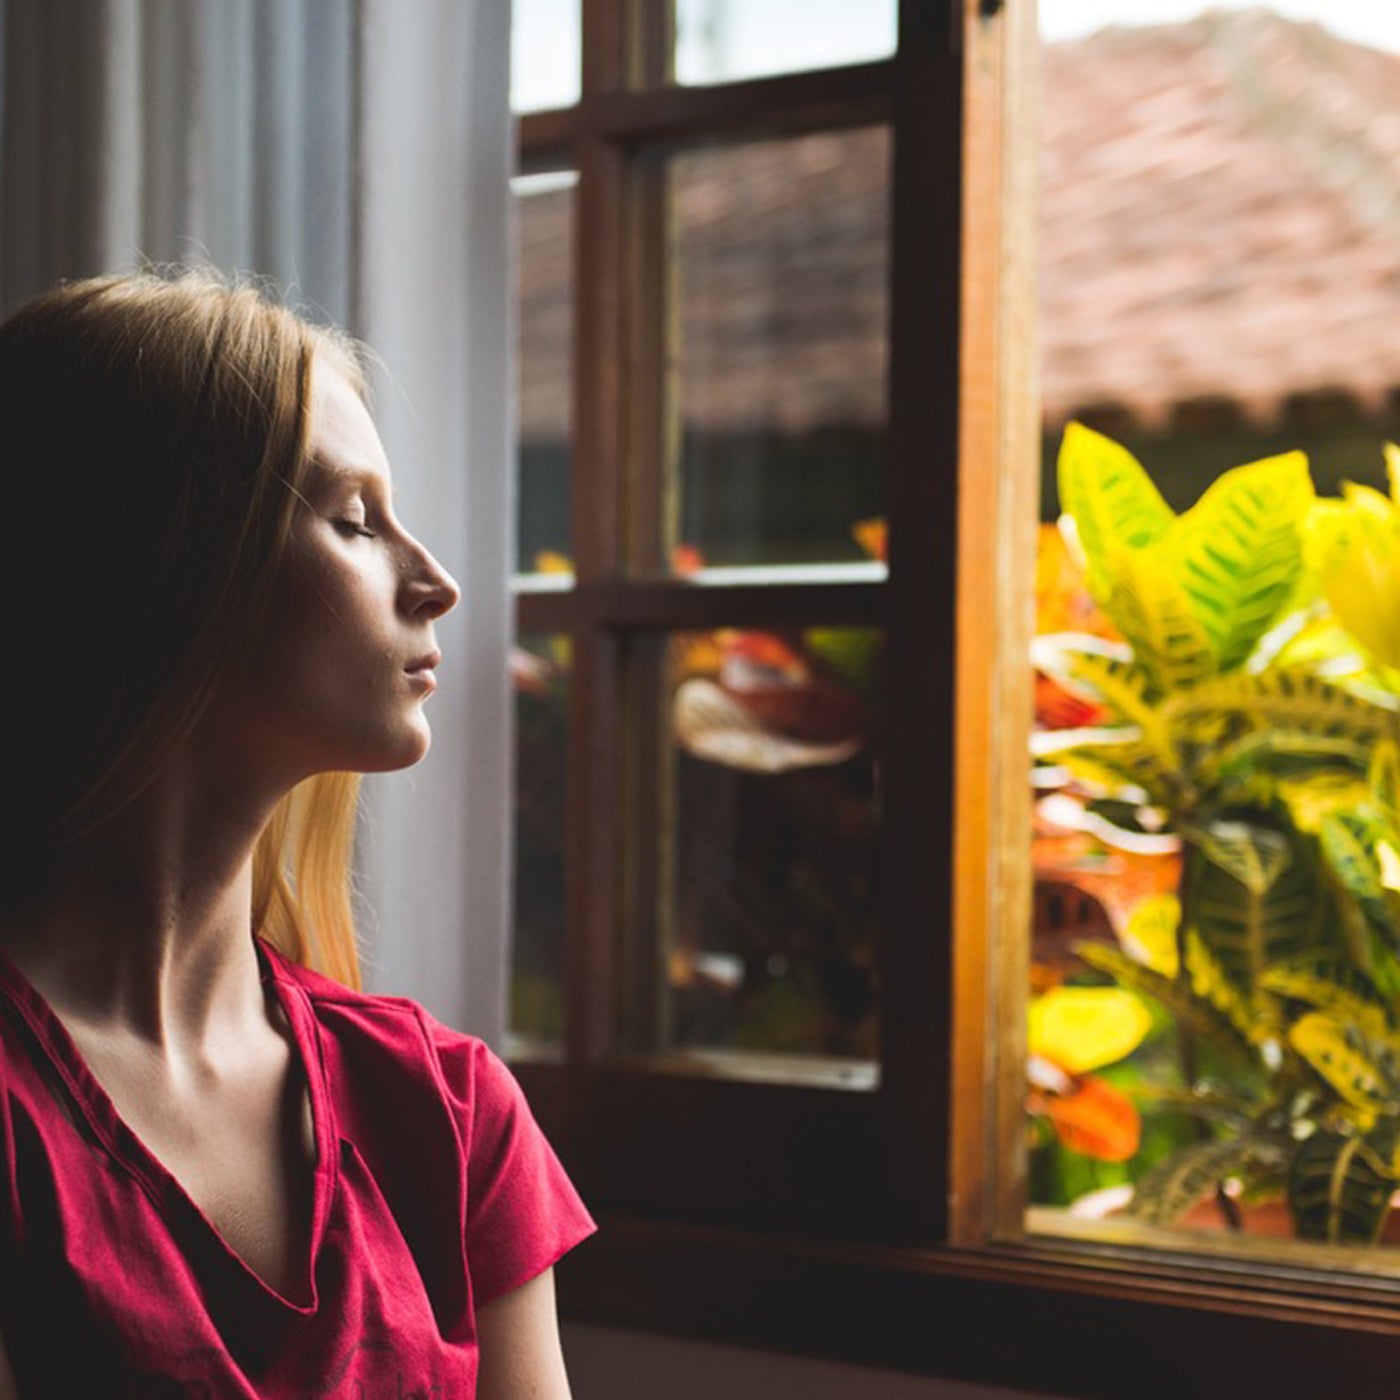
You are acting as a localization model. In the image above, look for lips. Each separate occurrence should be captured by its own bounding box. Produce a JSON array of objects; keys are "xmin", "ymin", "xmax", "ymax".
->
[{"xmin": 406, "ymin": 649, "xmax": 442, "ymax": 674}]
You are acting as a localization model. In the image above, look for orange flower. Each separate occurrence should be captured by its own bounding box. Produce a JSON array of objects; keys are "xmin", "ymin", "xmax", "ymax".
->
[
  {"xmin": 1031, "ymin": 1075, "xmax": 1141, "ymax": 1162},
  {"xmin": 672, "ymin": 543, "xmax": 706, "ymax": 576},
  {"xmin": 852, "ymin": 517, "xmax": 887, "ymax": 563}
]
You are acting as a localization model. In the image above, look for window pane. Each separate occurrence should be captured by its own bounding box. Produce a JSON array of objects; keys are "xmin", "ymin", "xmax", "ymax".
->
[
  {"xmin": 673, "ymin": 0, "xmax": 895, "ymax": 86},
  {"xmin": 509, "ymin": 634, "xmax": 571, "ymax": 1054},
  {"xmin": 1028, "ymin": 3, "xmax": 1400, "ymax": 1255},
  {"xmin": 515, "ymin": 170, "xmax": 577, "ymax": 579},
  {"xmin": 622, "ymin": 626, "xmax": 881, "ymax": 1083},
  {"xmin": 668, "ymin": 128, "xmax": 890, "ymax": 574},
  {"xmin": 510, "ymin": 0, "xmax": 580, "ymax": 113}
]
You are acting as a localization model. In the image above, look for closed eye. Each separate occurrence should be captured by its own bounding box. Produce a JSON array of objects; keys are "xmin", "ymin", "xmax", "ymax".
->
[{"xmin": 334, "ymin": 518, "xmax": 376, "ymax": 539}]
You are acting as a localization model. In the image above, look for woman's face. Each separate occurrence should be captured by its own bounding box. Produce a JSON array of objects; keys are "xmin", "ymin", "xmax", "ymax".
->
[{"xmin": 214, "ymin": 359, "xmax": 460, "ymax": 783}]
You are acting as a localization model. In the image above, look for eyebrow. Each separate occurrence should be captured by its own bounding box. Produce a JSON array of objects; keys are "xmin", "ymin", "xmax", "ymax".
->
[{"xmin": 308, "ymin": 459, "xmax": 396, "ymax": 503}]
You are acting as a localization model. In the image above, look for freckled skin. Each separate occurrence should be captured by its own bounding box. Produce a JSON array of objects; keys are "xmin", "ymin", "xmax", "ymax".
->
[{"xmin": 212, "ymin": 363, "xmax": 460, "ymax": 785}]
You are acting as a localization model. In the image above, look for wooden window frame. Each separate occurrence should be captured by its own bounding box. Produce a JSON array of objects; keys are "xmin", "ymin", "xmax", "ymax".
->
[{"xmin": 513, "ymin": 1, "xmax": 1400, "ymax": 1391}]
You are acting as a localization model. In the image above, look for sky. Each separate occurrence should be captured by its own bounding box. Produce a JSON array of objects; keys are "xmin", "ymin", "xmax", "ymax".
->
[
  {"xmin": 1039, "ymin": 0, "xmax": 1400, "ymax": 50},
  {"xmin": 512, "ymin": 2, "xmax": 1400, "ymax": 112}
]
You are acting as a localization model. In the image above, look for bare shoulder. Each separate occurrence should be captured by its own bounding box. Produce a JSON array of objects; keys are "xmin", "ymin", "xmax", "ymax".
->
[{"xmin": 475, "ymin": 1268, "xmax": 573, "ymax": 1400}]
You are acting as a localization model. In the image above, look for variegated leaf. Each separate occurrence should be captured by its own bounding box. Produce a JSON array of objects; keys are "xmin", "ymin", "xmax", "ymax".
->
[
  {"xmin": 1128, "ymin": 1137, "xmax": 1260, "ymax": 1227},
  {"xmin": 1056, "ymin": 423, "xmax": 1174, "ymax": 600},
  {"xmin": 1289, "ymin": 1125, "xmax": 1400, "ymax": 1245},
  {"xmin": 1201, "ymin": 737, "xmax": 1372, "ymax": 800},
  {"xmin": 1042, "ymin": 646, "xmax": 1177, "ymax": 771},
  {"xmin": 1183, "ymin": 820, "xmax": 1291, "ymax": 896},
  {"xmin": 1318, "ymin": 809, "xmax": 1400, "ymax": 955},
  {"xmin": 1105, "ymin": 542, "xmax": 1217, "ymax": 693},
  {"xmin": 1075, "ymin": 943, "xmax": 1258, "ymax": 1074},
  {"xmin": 1165, "ymin": 670, "xmax": 1392, "ymax": 745},
  {"xmin": 1370, "ymin": 738, "xmax": 1400, "ymax": 833},
  {"xmin": 1271, "ymin": 771, "xmax": 1374, "ymax": 837},
  {"xmin": 1031, "ymin": 726, "xmax": 1172, "ymax": 800},
  {"xmin": 1288, "ymin": 1012, "xmax": 1400, "ymax": 1115},
  {"xmin": 1260, "ymin": 956, "xmax": 1390, "ymax": 1040},
  {"xmin": 1174, "ymin": 452, "xmax": 1313, "ymax": 673},
  {"xmin": 1123, "ymin": 893, "xmax": 1182, "ymax": 978},
  {"xmin": 1186, "ymin": 931, "xmax": 1282, "ymax": 1046},
  {"xmin": 1188, "ymin": 836, "xmax": 1320, "ymax": 990}
]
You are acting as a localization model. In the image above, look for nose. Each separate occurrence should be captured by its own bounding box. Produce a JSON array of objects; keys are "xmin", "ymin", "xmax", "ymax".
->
[{"xmin": 402, "ymin": 541, "xmax": 461, "ymax": 620}]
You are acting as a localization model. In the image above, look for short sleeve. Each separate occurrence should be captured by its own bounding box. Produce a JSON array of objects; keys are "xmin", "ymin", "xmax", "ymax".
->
[{"xmin": 446, "ymin": 1033, "xmax": 596, "ymax": 1308}]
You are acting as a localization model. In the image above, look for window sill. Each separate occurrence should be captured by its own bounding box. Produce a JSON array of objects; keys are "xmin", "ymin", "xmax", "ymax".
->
[{"xmin": 556, "ymin": 1215, "xmax": 1400, "ymax": 1398}]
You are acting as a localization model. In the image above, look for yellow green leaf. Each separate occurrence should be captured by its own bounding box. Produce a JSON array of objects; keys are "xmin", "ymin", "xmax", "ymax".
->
[
  {"xmin": 1288, "ymin": 1012, "xmax": 1400, "ymax": 1115},
  {"xmin": 1185, "ymin": 931, "xmax": 1281, "ymax": 1044},
  {"xmin": 1379, "ymin": 842, "xmax": 1400, "ymax": 894},
  {"xmin": 1274, "ymin": 772, "xmax": 1371, "ymax": 836},
  {"xmin": 1310, "ymin": 483, "xmax": 1400, "ymax": 671},
  {"xmin": 1174, "ymin": 452, "xmax": 1312, "ymax": 672},
  {"xmin": 1057, "ymin": 423, "xmax": 1174, "ymax": 601},
  {"xmin": 1259, "ymin": 957, "xmax": 1390, "ymax": 1041},
  {"xmin": 1123, "ymin": 893, "xmax": 1181, "ymax": 978},
  {"xmin": 1105, "ymin": 541, "xmax": 1216, "ymax": 691},
  {"xmin": 1370, "ymin": 739, "xmax": 1400, "ymax": 832},
  {"xmin": 1028, "ymin": 985, "xmax": 1153, "ymax": 1075}
]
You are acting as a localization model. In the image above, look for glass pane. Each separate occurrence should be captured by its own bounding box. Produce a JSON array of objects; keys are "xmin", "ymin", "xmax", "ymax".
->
[
  {"xmin": 1028, "ymin": 3, "xmax": 1400, "ymax": 1256},
  {"xmin": 510, "ymin": 0, "xmax": 580, "ymax": 113},
  {"xmin": 673, "ymin": 0, "xmax": 896, "ymax": 86},
  {"xmin": 514, "ymin": 170, "xmax": 577, "ymax": 579},
  {"xmin": 669, "ymin": 128, "xmax": 890, "ymax": 574},
  {"xmin": 509, "ymin": 634, "xmax": 571, "ymax": 1053},
  {"xmin": 624, "ymin": 626, "xmax": 881, "ymax": 1082}
]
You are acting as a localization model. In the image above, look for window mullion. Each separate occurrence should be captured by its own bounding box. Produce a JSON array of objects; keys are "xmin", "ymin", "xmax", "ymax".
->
[
  {"xmin": 563, "ymin": 0, "xmax": 629, "ymax": 1066},
  {"xmin": 877, "ymin": 0, "xmax": 968, "ymax": 1244}
]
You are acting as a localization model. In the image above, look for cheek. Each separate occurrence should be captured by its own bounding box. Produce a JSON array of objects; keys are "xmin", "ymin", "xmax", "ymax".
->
[
  {"xmin": 289, "ymin": 551, "xmax": 394, "ymax": 644},
  {"xmin": 256, "ymin": 556, "xmax": 394, "ymax": 708}
]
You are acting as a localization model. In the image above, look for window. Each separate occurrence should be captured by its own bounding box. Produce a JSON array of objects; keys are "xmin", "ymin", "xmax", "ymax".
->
[
  {"xmin": 509, "ymin": 0, "xmax": 902, "ymax": 1237},
  {"xmin": 508, "ymin": 2, "xmax": 1400, "ymax": 1392},
  {"xmin": 1027, "ymin": 0, "xmax": 1400, "ymax": 1276}
]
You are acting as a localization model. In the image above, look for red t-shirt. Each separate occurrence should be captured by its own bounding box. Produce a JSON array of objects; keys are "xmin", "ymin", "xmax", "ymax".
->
[{"xmin": 0, "ymin": 939, "xmax": 595, "ymax": 1397}]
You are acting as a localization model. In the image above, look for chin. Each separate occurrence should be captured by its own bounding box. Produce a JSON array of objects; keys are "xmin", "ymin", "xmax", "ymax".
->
[
  {"xmin": 367, "ymin": 720, "xmax": 433, "ymax": 772},
  {"xmin": 311, "ymin": 714, "xmax": 432, "ymax": 777}
]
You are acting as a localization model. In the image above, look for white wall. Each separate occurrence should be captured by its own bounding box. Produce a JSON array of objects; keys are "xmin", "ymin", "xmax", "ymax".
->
[{"xmin": 564, "ymin": 1325, "xmax": 1065, "ymax": 1400}]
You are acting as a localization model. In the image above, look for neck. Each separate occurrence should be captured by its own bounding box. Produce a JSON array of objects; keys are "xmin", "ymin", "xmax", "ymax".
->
[{"xmin": 0, "ymin": 751, "xmax": 289, "ymax": 1051}]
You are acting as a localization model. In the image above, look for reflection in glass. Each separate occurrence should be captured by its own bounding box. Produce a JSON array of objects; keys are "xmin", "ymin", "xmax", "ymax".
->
[
  {"xmin": 510, "ymin": 0, "xmax": 580, "ymax": 113},
  {"xmin": 673, "ymin": 0, "xmax": 896, "ymax": 87},
  {"xmin": 670, "ymin": 128, "xmax": 890, "ymax": 572},
  {"xmin": 509, "ymin": 634, "xmax": 571, "ymax": 1052},
  {"xmin": 514, "ymin": 171, "xmax": 577, "ymax": 578},
  {"xmin": 637, "ymin": 626, "xmax": 881, "ymax": 1071},
  {"xmin": 1030, "ymin": 4, "xmax": 1400, "ymax": 1251}
]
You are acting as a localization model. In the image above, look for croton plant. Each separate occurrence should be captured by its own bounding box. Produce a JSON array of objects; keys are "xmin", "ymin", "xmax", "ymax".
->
[{"xmin": 1033, "ymin": 424, "xmax": 1400, "ymax": 1245}]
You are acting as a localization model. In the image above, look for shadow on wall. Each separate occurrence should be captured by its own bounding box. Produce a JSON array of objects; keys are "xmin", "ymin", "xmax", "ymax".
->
[{"xmin": 563, "ymin": 1326, "xmax": 1069, "ymax": 1400}]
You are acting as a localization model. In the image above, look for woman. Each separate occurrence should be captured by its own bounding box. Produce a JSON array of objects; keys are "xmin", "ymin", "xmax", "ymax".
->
[{"xmin": 0, "ymin": 271, "xmax": 594, "ymax": 1397}]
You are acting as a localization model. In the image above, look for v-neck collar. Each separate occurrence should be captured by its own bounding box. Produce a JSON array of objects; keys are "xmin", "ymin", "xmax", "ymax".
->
[{"xmin": 0, "ymin": 936, "xmax": 338, "ymax": 1313}]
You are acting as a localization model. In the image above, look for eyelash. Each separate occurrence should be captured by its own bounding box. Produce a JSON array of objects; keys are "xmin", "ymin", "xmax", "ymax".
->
[{"xmin": 334, "ymin": 518, "xmax": 376, "ymax": 540}]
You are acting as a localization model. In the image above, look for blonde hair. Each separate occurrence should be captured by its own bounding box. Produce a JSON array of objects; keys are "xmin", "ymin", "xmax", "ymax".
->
[{"xmin": 0, "ymin": 270, "xmax": 366, "ymax": 987}]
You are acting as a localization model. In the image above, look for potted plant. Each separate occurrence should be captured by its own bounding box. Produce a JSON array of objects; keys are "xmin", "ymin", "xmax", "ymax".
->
[{"xmin": 1034, "ymin": 425, "xmax": 1400, "ymax": 1244}]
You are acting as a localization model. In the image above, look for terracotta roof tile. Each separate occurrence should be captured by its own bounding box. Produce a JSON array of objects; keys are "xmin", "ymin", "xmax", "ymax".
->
[
  {"xmin": 1042, "ymin": 8, "xmax": 1400, "ymax": 428},
  {"xmin": 517, "ymin": 7, "xmax": 1400, "ymax": 441}
]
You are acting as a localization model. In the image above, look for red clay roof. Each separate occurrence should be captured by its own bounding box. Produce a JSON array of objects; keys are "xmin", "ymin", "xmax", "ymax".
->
[
  {"xmin": 1042, "ymin": 7, "xmax": 1400, "ymax": 430},
  {"xmin": 516, "ymin": 7, "xmax": 1400, "ymax": 441}
]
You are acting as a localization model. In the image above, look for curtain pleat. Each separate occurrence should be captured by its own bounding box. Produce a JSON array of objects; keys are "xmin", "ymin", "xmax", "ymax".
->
[{"xmin": 0, "ymin": 0, "xmax": 512, "ymax": 1042}]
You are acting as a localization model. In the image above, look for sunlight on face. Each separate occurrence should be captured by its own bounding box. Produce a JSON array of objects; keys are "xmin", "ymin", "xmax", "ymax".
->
[{"xmin": 212, "ymin": 362, "xmax": 460, "ymax": 785}]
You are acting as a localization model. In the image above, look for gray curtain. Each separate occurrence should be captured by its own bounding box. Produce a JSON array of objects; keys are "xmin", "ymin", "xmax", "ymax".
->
[{"xmin": 0, "ymin": 0, "xmax": 515, "ymax": 1046}]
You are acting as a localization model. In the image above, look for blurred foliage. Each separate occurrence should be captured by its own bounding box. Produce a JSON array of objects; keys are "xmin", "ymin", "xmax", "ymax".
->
[{"xmin": 1031, "ymin": 425, "xmax": 1400, "ymax": 1246}]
